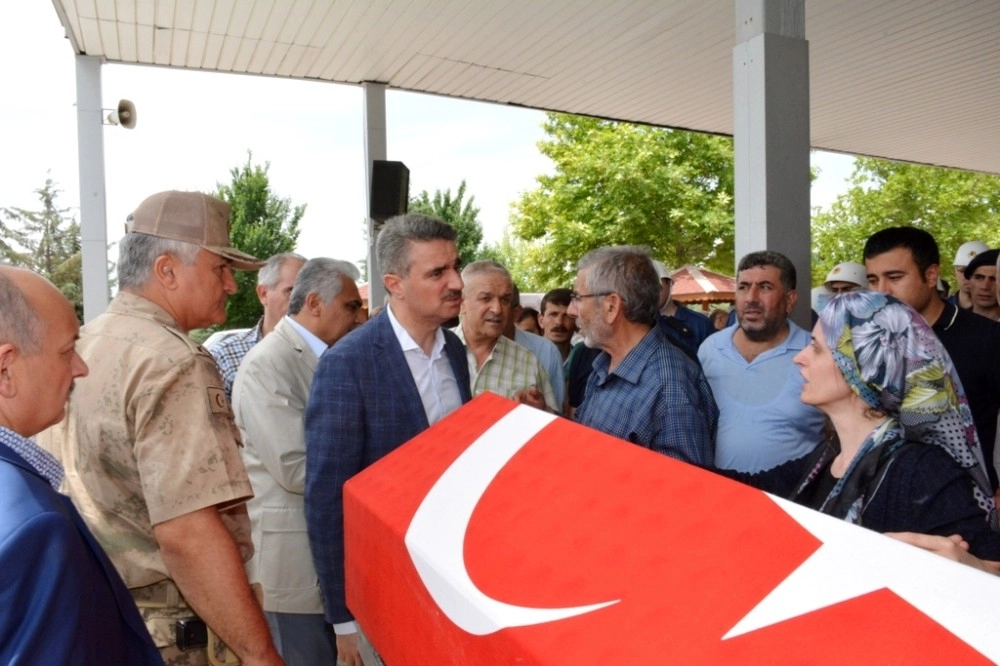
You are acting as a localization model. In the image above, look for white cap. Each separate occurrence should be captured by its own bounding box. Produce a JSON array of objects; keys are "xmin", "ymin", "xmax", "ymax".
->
[
  {"xmin": 953, "ymin": 241, "xmax": 989, "ymax": 268},
  {"xmin": 652, "ymin": 260, "xmax": 672, "ymax": 281},
  {"xmin": 824, "ymin": 261, "xmax": 867, "ymax": 289}
]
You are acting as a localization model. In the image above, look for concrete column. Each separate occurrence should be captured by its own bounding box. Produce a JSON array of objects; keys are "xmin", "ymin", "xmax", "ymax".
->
[
  {"xmin": 733, "ymin": 0, "xmax": 811, "ymax": 326},
  {"xmin": 362, "ymin": 82, "xmax": 388, "ymax": 311},
  {"xmin": 75, "ymin": 55, "xmax": 110, "ymax": 322}
]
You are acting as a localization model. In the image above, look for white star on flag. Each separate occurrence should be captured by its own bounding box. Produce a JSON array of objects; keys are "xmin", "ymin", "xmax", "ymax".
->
[{"xmin": 724, "ymin": 496, "xmax": 1000, "ymax": 662}]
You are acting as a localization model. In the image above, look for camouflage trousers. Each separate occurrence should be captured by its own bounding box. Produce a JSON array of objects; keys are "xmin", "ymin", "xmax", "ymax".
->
[{"xmin": 132, "ymin": 580, "xmax": 240, "ymax": 666}]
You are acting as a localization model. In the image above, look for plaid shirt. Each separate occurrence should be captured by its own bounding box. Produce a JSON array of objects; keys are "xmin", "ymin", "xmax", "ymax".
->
[
  {"xmin": 209, "ymin": 320, "xmax": 263, "ymax": 402},
  {"xmin": 575, "ymin": 327, "xmax": 717, "ymax": 467},
  {"xmin": 455, "ymin": 328, "xmax": 558, "ymax": 411},
  {"xmin": 0, "ymin": 425, "xmax": 63, "ymax": 490}
]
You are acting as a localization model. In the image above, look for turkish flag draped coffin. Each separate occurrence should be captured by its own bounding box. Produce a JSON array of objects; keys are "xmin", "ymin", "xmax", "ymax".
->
[{"xmin": 343, "ymin": 393, "xmax": 1000, "ymax": 664}]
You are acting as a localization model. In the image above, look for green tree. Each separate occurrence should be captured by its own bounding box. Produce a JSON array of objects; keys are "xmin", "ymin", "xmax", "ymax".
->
[
  {"xmin": 509, "ymin": 113, "xmax": 735, "ymax": 289},
  {"xmin": 409, "ymin": 180, "xmax": 483, "ymax": 267},
  {"xmin": 1, "ymin": 178, "xmax": 84, "ymax": 320},
  {"xmin": 214, "ymin": 154, "xmax": 304, "ymax": 329},
  {"xmin": 812, "ymin": 157, "xmax": 1000, "ymax": 285},
  {"xmin": 479, "ymin": 232, "xmax": 548, "ymax": 292}
]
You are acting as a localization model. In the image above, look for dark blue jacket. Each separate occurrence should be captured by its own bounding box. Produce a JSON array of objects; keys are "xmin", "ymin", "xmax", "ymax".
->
[
  {"xmin": 304, "ymin": 312, "xmax": 472, "ymax": 624},
  {"xmin": 0, "ymin": 444, "xmax": 162, "ymax": 665}
]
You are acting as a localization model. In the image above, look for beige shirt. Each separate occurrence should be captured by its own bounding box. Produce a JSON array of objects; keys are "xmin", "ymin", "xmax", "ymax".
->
[{"xmin": 38, "ymin": 291, "xmax": 253, "ymax": 590}]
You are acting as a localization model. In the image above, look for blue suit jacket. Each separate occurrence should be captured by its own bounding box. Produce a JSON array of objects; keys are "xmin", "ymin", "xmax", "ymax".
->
[
  {"xmin": 304, "ymin": 312, "xmax": 472, "ymax": 625},
  {"xmin": 0, "ymin": 445, "xmax": 162, "ymax": 665}
]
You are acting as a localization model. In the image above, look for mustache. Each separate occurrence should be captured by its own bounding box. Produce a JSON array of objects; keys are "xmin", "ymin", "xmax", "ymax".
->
[
  {"xmin": 443, "ymin": 290, "xmax": 463, "ymax": 301},
  {"xmin": 549, "ymin": 325, "xmax": 570, "ymax": 333}
]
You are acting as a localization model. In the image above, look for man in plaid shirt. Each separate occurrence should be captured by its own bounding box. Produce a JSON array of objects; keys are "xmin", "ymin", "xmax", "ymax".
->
[{"xmin": 453, "ymin": 261, "xmax": 557, "ymax": 412}]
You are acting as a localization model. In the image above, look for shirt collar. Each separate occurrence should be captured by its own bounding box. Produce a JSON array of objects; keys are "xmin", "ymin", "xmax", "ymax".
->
[
  {"xmin": 284, "ymin": 315, "xmax": 328, "ymax": 358},
  {"xmin": 386, "ymin": 302, "xmax": 446, "ymax": 359},
  {"xmin": 0, "ymin": 425, "xmax": 64, "ymax": 490},
  {"xmin": 593, "ymin": 327, "xmax": 660, "ymax": 386}
]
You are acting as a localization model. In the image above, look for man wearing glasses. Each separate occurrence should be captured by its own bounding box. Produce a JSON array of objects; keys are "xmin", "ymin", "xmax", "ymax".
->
[{"xmin": 567, "ymin": 246, "xmax": 717, "ymax": 467}]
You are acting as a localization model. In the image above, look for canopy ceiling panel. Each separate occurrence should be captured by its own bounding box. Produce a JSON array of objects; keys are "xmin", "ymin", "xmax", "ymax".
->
[{"xmin": 50, "ymin": 0, "xmax": 1000, "ymax": 174}]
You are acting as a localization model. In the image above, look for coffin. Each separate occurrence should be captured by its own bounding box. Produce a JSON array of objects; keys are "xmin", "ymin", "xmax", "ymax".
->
[{"xmin": 343, "ymin": 393, "xmax": 1000, "ymax": 664}]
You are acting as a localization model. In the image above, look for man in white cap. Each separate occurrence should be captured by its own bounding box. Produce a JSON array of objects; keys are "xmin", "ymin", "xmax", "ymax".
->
[
  {"xmin": 823, "ymin": 261, "xmax": 867, "ymax": 294},
  {"xmin": 652, "ymin": 259, "xmax": 712, "ymax": 361},
  {"xmin": 950, "ymin": 240, "xmax": 990, "ymax": 310},
  {"xmin": 39, "ymin": 191, "xmax": 282, "ymax": 665}
]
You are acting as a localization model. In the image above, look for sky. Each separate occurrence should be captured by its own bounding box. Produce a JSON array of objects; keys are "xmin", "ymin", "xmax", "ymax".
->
[{"xmin": 1, "ymin": 3, "xmax": 856, "ymax": 271}]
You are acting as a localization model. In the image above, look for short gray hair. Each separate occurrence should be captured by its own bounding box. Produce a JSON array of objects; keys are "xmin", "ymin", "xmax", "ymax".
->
[
  {"xmin": 117, "ymin": 232, "xmax": 201, "ymax": 291},
  {"xmin": 578, "ymin": 246, "xmax": 660, "ymax": 325},
  {"xmin": 287, "ymin": 258, "xmax": 361, "ymax": 315},
  {"xmin": 461, "ymin": 260, "xmax": 512, "ymax": 294},
  {"xmin": 376, "ymin": 214, "xmax": 457, "ymax": 278},
  {"xmin": 258, "ymin": 252, "xmax": 306, "ymax": 288},
  {"xmin": 0, "ymin": 268, "xmax": 42, "ymax": 355}
]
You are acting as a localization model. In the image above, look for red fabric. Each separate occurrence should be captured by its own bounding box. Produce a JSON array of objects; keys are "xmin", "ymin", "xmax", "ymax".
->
[{"xmin": 343, "ymin": 393, "xmax": 990, "ymax": 664}]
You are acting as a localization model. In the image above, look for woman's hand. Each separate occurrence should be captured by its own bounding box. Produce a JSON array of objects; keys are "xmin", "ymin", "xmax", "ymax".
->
[{"xmin": 886, "ymin": 532, "xmax": 1000, "ymax": 575}]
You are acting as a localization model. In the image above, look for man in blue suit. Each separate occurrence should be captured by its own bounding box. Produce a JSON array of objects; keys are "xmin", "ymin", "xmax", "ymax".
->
[
  {"xmin": 0, "ymin": 265, "xmax": 162, "ymax": 665},
  {"xmin": 305, "ymin": 214, "xmax": 472, "ymax": 666}
]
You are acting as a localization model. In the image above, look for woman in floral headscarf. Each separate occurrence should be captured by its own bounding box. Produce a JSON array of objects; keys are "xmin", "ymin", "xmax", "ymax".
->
[{"xmin": 735, "ymin": 291, "xmax": 1000, "ymax": 561}]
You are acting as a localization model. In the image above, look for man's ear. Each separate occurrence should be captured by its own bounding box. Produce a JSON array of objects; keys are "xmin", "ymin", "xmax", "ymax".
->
[
  {"xmin": 785, "ymin": 289, "xmax": 799, "ymax": 314},
  {"xmin": 925, "ymin": 264, "xmax": 941, "ymax": 287},
  {"xmin": 0, "ymin": 343, "xmax": 18, "ymax": 398},
  {"xmin": 153, "ymin": 254, "xmax": 179, "ymax": 289},
  {"xmin": 383, "ymin": 273, "xmax": 402, "ymax": 299},
  {"xmin": 255, "ymin": 283, "xmax": 268, "ymax": 307},
  {"xmin": 305, "ymin": 292, "xmax": 324, "ymax": 316},
  {"xmin": 603, "ymin": 293, "xmax": 623, "ymax": 323}
]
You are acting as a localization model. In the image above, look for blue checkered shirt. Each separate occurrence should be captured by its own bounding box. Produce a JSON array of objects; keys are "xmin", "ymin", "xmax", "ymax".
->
[
  {"xmin": 0, "ymin": 425, "xmax": 63, "ymax": 490},
  {"xmin": 209, "ymin": 320, "xmax": 263, "ymax": 402},
  {"xmin": 574, "ymin": 327, "xmax": 717, "ymax": 467}
]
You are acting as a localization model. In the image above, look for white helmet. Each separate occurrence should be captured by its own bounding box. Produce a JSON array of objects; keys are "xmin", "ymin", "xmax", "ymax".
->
[
  {"xmin": 953, "ymin": 240, "xmax": 989, "ymax": 268},
  {"xmin": 824, "ymin": 262, "xmax": 867, "ymax": 290}
]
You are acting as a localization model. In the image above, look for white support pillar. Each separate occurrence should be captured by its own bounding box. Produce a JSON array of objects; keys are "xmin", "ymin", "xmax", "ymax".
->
[
  {"xmin": 362, "ymin": 82, "xmax": 388, "ymax": 311},
  {"xmin": 733, "ymin": 0, "xmax": 811, "ymax": 326},
  {"xmin": 75, "ymin": 55, "xmax": 110, "ymax": 322}
]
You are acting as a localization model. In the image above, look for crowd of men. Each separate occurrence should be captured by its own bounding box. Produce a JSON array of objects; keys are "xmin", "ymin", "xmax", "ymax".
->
[{"xmin": 1, "ymin": 187, "xmax": 999, "ymax": 665}]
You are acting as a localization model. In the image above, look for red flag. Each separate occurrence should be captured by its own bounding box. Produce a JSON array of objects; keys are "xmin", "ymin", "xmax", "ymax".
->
[{"xmin": 344, "ymin": 393, "xmax": 999, "ymax": 664}]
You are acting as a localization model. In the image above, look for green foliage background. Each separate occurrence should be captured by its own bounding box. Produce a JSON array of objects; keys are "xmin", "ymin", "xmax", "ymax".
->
[
  {"xmin": 213, "ymin": 154, "xmax": 303, "ymax": 329},
  {"xmin": 408, "ymin": 180, "xmax": 484, "ymax": 268},
  {"xmin": 503, "ymin": 113, "xmax": 735, "ymax": 290},
  {"xmin": 811, "ymin": 157, "xmax": 1000, "ymax": 286}
]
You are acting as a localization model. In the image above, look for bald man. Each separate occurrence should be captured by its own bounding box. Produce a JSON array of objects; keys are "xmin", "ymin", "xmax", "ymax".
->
[{"xmin": 0, "ymin": 266, "xmax": 162, "ymax": 664}]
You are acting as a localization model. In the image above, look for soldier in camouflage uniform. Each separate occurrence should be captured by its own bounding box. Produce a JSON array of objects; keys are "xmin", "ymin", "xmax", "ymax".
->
[{"xmin": 39, "ymin": 191, "xmax": 284, "ymax": 666}]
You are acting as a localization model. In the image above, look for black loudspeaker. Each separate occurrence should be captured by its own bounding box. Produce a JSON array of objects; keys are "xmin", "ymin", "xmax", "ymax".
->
[{"xmin": 370, "ymin": 160, "xmax": 409, "ymax": 221}]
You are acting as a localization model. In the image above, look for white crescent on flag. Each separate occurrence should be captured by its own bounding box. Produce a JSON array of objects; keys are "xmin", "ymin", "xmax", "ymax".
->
[{"xmin": 404, "ymin": 405, "xmax": 620, "ymax": 635}]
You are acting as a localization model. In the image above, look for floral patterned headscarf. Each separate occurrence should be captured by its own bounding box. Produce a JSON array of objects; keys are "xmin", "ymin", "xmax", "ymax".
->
[{"xmin": 818, "ymin": 291, "xmax": 996, "ymax": 526}]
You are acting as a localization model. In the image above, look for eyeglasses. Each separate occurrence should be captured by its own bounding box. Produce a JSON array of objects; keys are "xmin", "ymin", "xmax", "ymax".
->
[{"xmin": 569, "ymin": 291, "xmax": 612, "ymax": 303}]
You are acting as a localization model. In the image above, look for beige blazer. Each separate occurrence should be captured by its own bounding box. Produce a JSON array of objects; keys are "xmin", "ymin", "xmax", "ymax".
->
[{"xmin": 232, "ymin": 317, "xmax": 323, "ymax": 614}]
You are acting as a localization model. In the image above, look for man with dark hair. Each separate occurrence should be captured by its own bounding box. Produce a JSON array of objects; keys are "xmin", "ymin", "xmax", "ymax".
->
[
  {"xmin": 864, "ymin": 226, "xmax": 1000, "ymax": 490},
  {"xmin": 568, "ymin": 245, "xmax": 717, "ymax": 466},
  {"xmin": 305, "ymin": 213, "xmax": 472, "ymax": 666},
  {"xmin": 698, "ymin": 250, "xmax": 826, "ymax": 473},
  {"xmin": 538, "ymin": 287, "xmax": 576, "ymax": 361},
  {"xmin": 963, "ymin": 249, "xmax": 1000, "ymax": 321},
  {"xmin": 233, "ymin": 258, "xmax": 364, "ymax": 666},
  {"xmin": 0, "ymin": 266, "xmax": 162, "ymax": 665},
  {"xmin": 211, "ymin": 251, "xmax": 306, "ymax": 401},
  {"xmin": 38, "ymin": 190, "xmax": 281, "ymax": 665}
]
